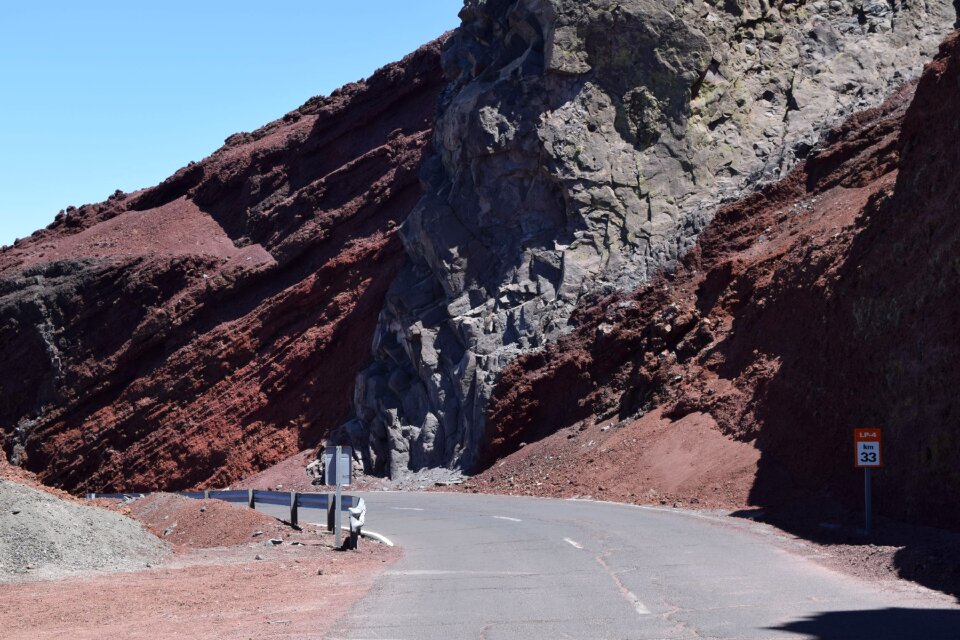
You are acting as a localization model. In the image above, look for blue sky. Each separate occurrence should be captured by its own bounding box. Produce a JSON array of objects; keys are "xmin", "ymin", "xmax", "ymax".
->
[{"xmin": 0, "ymin": 1, "xmax": 462, "ymax": 246}]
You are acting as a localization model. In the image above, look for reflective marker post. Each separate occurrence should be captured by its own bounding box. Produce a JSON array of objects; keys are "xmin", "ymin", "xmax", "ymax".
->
[
  {"xmin": 335, "ymin": 447, "xmax": 343, "ymax": 549},
  {"xmin": 854, "ymin": 428, "xmax": 883, "ymax": 535}
]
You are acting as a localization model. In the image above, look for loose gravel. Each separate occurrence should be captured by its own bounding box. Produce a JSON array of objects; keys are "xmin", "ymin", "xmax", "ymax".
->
[{"xmin": 0, "ymin": 479, "xmax": 169, "ymax": 582}]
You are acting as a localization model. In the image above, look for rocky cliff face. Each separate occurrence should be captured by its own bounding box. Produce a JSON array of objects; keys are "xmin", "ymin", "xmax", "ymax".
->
[
  {"xmin": 480, "ymin": 30, "xmax": 960, "ymax": 529},
  {"xmin": 343, "ymin": 0, "xmax": 955, "ymax": 476},
  {"xmin": 0, "ymin": 39, "xmax": 447, "ymax": 492}
]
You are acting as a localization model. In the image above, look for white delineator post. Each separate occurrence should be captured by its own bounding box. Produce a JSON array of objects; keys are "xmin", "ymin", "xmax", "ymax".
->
[{"xmin": 334, "ymin": 445, "xmax": 343, "ymax": 549}]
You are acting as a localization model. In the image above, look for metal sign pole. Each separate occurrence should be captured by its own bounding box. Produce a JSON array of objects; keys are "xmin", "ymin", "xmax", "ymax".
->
[
  {"xmin": 334, "ymin": 445, "xmax": 343, "ymax": 549},
  {"xmin": 854, "ymin": 428, "xmax": 881, "ymax": 536}
]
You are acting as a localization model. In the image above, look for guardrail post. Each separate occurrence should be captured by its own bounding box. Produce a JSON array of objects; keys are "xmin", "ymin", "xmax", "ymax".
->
[
  {"xmin": 327, "ymin": 495, "xmax": 334, "ymax": 532},
  {"xmin": 87, "ymin": 493, "xmax": 96, "ymax": 500},
  {"xmin": 203, "ymin": 489, "xmax": 210, "ymax": 500},
  {"xmin": 290, "ymin": 491, "xmax": 298, "ymax": 528},
  {"xmin": 334, "ymin": 483, "xmax": 343, "ymax": 549},
  {"xmin": 248, "ymin": 488, "xmax": 255, "ymax": 509}
]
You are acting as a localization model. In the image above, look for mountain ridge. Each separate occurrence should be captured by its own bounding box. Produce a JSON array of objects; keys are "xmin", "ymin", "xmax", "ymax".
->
[{"xmin": 0, "ymin": 37, "xmax": 448, "ymax": 491}]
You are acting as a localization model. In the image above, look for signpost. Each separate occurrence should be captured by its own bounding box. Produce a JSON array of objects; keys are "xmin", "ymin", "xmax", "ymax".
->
[
  {"xmin": 854, "ymin": 429, "xmax": 882, "ymax": 534},
  {"xmin": 324, "ymin": 446, "xmax": 353, "ymax": 548},
  {"xmin": 324, "ymin": 446, "xmax": 353, "ymax": 487}
]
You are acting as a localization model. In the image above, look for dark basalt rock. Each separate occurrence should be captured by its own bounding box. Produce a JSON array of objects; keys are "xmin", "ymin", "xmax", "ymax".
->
[{"xmin": 340, "ymin": 0, "xmax": 955, "ymax": 477}]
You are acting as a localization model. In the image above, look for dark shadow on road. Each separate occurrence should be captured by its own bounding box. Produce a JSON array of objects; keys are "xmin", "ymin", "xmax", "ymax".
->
[
  {"xmin": 729, "ymin": 498, "xmax": 960, "ymax": 602},
  {"xmin": 768, "ymin": 608, "xmax": 960, "ymax": 640}
]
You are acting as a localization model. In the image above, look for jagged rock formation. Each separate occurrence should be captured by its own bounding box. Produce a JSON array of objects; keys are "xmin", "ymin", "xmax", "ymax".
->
[
  {"xmin": 0, "ymin": 39, "xmax": 448, "ymax": 492},
  {"xmin": 343, "ymin": 0, "xmax": 955, "ymax": 476},
  {"xmin": 480, "ymin": 30, "xmax": 960, "ymax": 529}
]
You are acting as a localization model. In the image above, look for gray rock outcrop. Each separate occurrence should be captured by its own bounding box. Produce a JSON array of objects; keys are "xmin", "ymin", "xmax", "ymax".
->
[
  {"xmin": 0, "ymin": 479, "xmax": 168, "ymax": 581},
  {"xmin": 338, "ymin": 0, "xmax": 956, "ymax": 476}
]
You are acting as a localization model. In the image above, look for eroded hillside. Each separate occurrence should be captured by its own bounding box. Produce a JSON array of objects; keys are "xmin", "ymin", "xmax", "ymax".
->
[
  {"xmin": 0, "ymin": 38, "xmax": 448, "ymax": 492},
  {"xmin": 478, "ymin": 32, "xmax": 960, "ymax": 530},
  {"xmin": 338, "ymin": 0, "xmax": 955, "ymax": 477}
]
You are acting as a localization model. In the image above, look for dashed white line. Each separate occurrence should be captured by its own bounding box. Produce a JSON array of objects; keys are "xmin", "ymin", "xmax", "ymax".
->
[
  {"xmin": 390, "ymin": 507, "xmax": 425, "ymax": 511},
  {"xmin": 564, "ymin": 537, "xmax": 584, "ymax": 549},
  {"xmin": 492, "ymin": 516, "xmax": 522, "ymax": 522}
]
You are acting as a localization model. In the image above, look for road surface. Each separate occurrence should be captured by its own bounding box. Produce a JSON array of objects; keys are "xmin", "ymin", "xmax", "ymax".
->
[{"xmin": 265, "ymin": 492, "xmax": 959, "ymax": 639}]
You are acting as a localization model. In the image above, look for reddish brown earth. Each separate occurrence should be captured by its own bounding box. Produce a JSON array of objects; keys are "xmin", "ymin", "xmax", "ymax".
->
[
  {"xmin": 0, "ymin": 543, "xmax": 398, "ymax": 640},
  {"xmin": 1, "ymin": 494, "xmax": 399, "ymax": 640},
  {"xmin": 467, "ymin": 409, "xmax": 760, "ymax": 509},
  {"xmin": 125, "ymin": 494, "xmax": 289, "ymax": 548},
  {"xmin": 480, "ymin": 32, "xmax": 960, "ymax": 533},
  {"xmin": 234, "ymin": 449, "xmax": 319, "ymax": 493},
  {"xmin": 0, "ymin": 37, "xmax": 448, "ymax": 493},
  {"xmin": 0, "ymin": 454, "xmax": 84, "ymax": 504}
]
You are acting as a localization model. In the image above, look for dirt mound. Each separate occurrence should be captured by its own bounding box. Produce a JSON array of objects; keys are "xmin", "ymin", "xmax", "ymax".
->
[
  {"xmin": 0, "ymin": 479, "xmax": 168, "ymax": 581},
  {"xmin": 0, "ymin": 36, "xmax": 448, "ymax": 492},
  {"xmin": 126, "ymin": 494, "xmax": 287, "ymax": 548},
  {"xmin": 481, "ymin": 32, "xmax": 960, "ymax": 530}
]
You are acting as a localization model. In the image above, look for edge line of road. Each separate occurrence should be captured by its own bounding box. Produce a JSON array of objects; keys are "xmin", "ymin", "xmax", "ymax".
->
[
  {"xmin": 306, "ymin": 523, "xmax": 395, "ymax": 547},
  {"xmin": 359, "ymin": 528, "xmax": 394, "ymax": 546}
]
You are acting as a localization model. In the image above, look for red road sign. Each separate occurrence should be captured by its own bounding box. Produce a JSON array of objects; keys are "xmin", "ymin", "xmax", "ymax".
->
[{"xmin": 854, "ymin": 428, "xmax": 882, "ymax": 468}]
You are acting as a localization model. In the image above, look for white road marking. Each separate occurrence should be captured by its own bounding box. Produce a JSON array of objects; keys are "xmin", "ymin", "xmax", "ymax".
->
[
  {"xmin": 492, "ymin": 516, "xmax": 522, "ymax": 522},
  {"xmin": 390, "ymin": 507, "xmax": 425, "ymax": 511},
  {"xmin": 623, "ymin": 590, "xmax": 651, "ymax": 616},
  {"xmin": 564, "ymin": 537, "xmax": 584, "ymax": 549},
  {"xmin": 304, "ymin": 525, "xmax": 394, "ymax": 547}
]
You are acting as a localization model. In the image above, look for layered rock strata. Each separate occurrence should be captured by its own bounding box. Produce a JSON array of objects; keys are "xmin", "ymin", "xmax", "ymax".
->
[
  {"xmin": 343, "ymin": 0, "xmax": 955, "ymax": 476},
  {"xmin": 0, "ymin": 39, "xmax": 447, "ymax": 492},
  {"xmin": 482, "ymin": 29, "xmax": 960, "ymax": 529}
]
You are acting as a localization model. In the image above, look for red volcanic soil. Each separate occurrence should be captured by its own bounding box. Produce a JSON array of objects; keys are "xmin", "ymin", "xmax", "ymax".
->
[
  {"xmin": 234, "ymin": 449, "xmax": 318, "ymax": 493},
  {"xmin": 0, "ymin": 542, "xmax": 399, "ymax": 640},
  {"xmin": 125, "ymin": 494, "xmax": 288, "ymax": 549},
  {"xmin": 466, "ymin": 409, "xmax": 760, "ymax": 509},
  {"xmin": 1, "ymin": 493, "xmax": 399, "ymax": 640},
  {"xmin": 0, "ymin": 37, "xmax": 448, "ymax": 493},
  {"xmin": 480, "ymin": 33, "xmax": 960, "ymax": 531}
]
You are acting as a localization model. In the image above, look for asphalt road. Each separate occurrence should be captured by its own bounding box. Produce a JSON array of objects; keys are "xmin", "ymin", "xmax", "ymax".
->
[{"xmin": 265, "ymin": 492, "xmax": 959, "ymax": 640}]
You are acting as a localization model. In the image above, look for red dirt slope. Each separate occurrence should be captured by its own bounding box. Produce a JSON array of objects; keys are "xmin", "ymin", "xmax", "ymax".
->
[
  {"xmin": 126, "ymin": 494, "xmax": 287, "ymax": 548},
  {"xmin": 0, "ymin": 37, "xmax": 448, "ymax": 493},
  {"xmin": 481, "ymin": 33, "xmax": 960, "ymax": 530}
]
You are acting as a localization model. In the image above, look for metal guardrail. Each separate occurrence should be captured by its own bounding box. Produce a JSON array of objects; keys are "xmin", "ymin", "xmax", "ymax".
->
[{"xmin": 87, "ymin": 489, "xmax": 355, "ymax": 532}]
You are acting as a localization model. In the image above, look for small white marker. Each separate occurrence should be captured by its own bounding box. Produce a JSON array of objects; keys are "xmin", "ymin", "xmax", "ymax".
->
[
  {"xmin": 625, "ymin": 591, "xmax": 651, "ymax": 615},
  {"xmin": 492, "ymin": 516, "xmax": 522, "ymax": 522},
  {"xmin": 564, "ymin": 537, "xmax": 584, "ymax": 549}
]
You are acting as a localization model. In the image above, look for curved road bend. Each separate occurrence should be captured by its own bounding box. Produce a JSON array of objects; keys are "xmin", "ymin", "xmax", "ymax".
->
[{"xmin": 271, "ymin": 492, "xmax": 958, "ymax": 640}]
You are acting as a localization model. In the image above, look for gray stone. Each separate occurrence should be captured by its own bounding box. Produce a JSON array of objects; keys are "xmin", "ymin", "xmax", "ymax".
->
[{"xmin": 336, "ymin": 0, "xmax": 956, "ymax": 476}]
